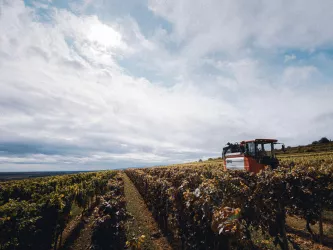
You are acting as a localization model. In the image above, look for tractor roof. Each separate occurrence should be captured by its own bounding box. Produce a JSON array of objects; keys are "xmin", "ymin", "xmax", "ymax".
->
[{"xmin": 241, "ymin": 139, "xmax": 278, "ymax": 143}]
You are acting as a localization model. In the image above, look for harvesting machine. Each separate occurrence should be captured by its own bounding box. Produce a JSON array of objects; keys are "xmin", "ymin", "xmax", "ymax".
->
[{"xmin": 222, "ymin": 139, "xmax": 285, "ymax": 173}]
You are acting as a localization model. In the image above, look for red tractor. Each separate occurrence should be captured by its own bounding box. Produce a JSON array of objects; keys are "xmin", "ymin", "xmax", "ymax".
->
[{"xmin": 222, "ymin": 139, "xmax": 285, "ymax": 173}]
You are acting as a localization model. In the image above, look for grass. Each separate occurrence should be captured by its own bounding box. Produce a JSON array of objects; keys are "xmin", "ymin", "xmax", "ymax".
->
[
  {"xmin": 123, "ymin": 173, "xmax": 171, "ymax": 250},
  {"xmin": 286, "ymin": 215, "xmax": 333, "ymax": 249},
  {"xmin": 247, "ymin": 216, "xmax": 333, "ymax": 250},
  {"xmin": 323, "ymin": 211, "xmax": 333, "ymax": 223},
  {"xmin": 69, "ymin": 203, "xmax": 83, "ymax": 220}
]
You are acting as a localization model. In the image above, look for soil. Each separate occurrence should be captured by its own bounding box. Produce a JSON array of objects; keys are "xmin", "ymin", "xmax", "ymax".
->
[
  {"xmin": 123, "ymin": 173, "xmax": 172, "ymax": 250},
  {"xmin": 59, "ymin": 203, "xmax": 99, "ymax": 250}
]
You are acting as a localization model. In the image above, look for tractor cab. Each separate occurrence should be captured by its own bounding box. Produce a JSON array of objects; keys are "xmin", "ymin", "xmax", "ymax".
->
[{"xmin": 223, "ymin": 139, "xmax": 283, "ymax": 173}]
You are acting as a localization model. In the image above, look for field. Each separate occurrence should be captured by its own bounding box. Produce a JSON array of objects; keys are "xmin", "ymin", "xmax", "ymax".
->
[
  {"xmin": 0, "ymin": 171, "xmax": 92, "ymax": 182},
  {"xmin": 1, "ymin": 151, "xmax": 333, "ymax": 249}
]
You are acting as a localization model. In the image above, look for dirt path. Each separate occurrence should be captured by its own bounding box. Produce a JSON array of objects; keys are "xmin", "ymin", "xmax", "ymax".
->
[
  {"xmin": 123, "ymin": 173, "xmax": 172, "ymax": 250},
  {"xmin": 286, "ymin": 216, "xmax": 333, "ymax": 250},
  {"xmin": 59, "ymin": 203, "xmax": 98, "ymax": 250}
]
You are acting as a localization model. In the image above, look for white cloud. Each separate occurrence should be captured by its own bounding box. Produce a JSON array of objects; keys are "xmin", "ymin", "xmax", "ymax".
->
[
  {"xmin": 55, "ymin": 11, "xmax": 125, "ymax": 50},
  {"xmin": 282, "ymin": 65, "xmax": 318, "ymax": 86},
  {"xmin": 284, "ymin": 54, "xmax": 296, "ymax": 63},
  {"xmin": 149, "ymin": 0, "xmax": 333, "ymax": 53}
]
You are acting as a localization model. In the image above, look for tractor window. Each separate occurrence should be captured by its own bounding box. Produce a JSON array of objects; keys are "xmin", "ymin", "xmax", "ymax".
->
[
  {"xmin": 246, "ymin": 142, "xmax": 256, "ymax": 156},
  {"xmin": 263, "ymin": 143, "xmax": 273, "ymax": 156},
  {"xmin": 257, "ymin": 144, "xmax": 268, "ymax": 157}
]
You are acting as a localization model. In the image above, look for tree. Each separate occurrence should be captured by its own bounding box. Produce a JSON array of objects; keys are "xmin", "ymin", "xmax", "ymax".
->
[
  {"xmin": 198, "ymin": 159, "xmax": 203, "ymax": 162},
  {"xmin": 319, "ymin": 137, "xmax": 330, "ymax": 144}
]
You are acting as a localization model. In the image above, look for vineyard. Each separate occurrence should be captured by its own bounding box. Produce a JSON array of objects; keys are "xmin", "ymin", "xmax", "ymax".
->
[
  {"xmin": 0, "ymin": 152, "xmax": 333, "ymax": 249},
  {"xmin": 125, "ymin": 152, "xmax": 333, "ymax": 249},
  {"xmin": 0, "ymin": 171, "xmax": 129, "ymax": 250}
]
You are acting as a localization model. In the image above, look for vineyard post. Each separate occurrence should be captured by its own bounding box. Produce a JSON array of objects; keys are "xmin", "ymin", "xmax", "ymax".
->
[
  {"xmin": 319, "ymin": 211, "xmax": 324, "ymax": 244},
  {"xmin": 59, "ymin": 230, "xmax": 63, "ymax": 248},
  {"xmin": 53, "ymin": 230, "xmax": 59, "ymax": 250},
  {"xmin": 278, "ymin": 202, "xmax": 289, "ymax": 250},
  {"xmin": 305, "ymin": 218, "xmax": 315, "ymax": 240}
]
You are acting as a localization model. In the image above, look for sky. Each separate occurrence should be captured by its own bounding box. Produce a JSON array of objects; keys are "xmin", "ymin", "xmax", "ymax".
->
[{"xmin": 1, "ymin": 0, "xmax": 333, "ymax": 171}]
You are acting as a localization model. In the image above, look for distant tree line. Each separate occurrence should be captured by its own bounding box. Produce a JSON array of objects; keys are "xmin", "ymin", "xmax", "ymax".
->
[{"xmin": 312, "ymin": 137, "xmax": 331, "ymax": 145}]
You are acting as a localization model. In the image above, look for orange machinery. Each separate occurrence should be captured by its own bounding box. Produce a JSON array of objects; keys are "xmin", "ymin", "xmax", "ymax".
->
[{"xmin": 222, "ymin": 139, "xmax": 284, "ymax": 173}]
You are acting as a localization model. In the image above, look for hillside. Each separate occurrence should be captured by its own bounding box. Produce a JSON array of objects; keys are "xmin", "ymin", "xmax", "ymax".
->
[{"xmin": 276, "ymin": 139, "xmax": 333, "ymax": 155}]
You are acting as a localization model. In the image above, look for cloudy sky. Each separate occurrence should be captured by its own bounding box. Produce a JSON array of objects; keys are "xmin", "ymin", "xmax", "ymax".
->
[{"xmin": 1, "ymin": 0, "xmax": 333, "ymax": 171}]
